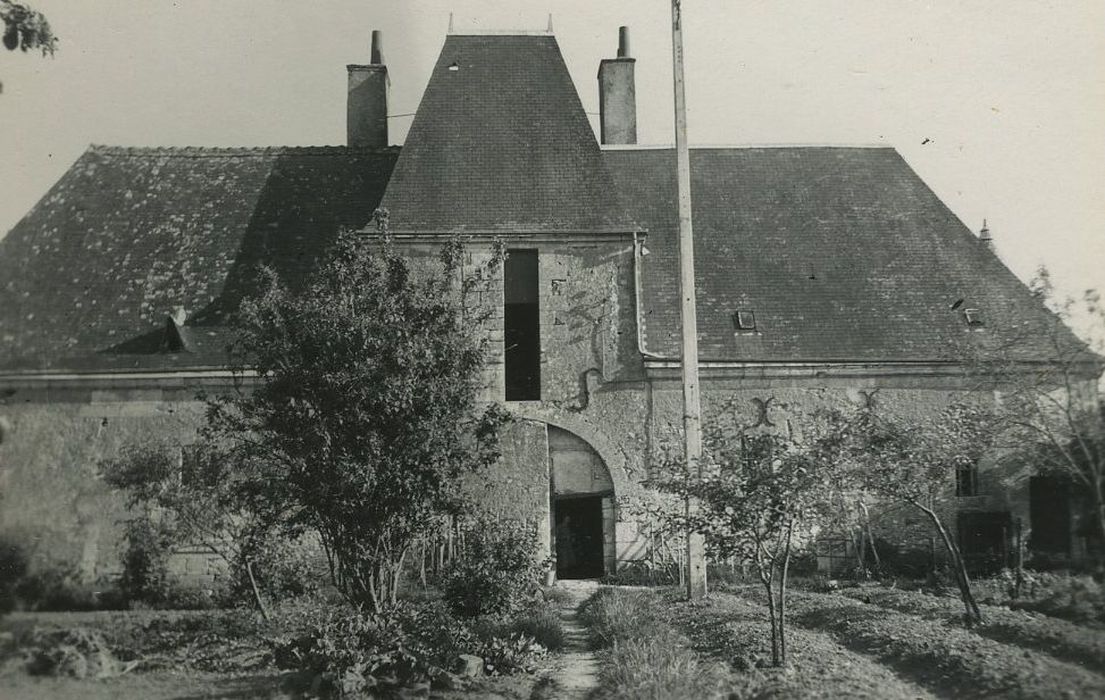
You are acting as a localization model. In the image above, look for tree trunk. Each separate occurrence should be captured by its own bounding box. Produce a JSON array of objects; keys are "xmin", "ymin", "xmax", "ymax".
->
[
  {"xmin": 762, "ymin": 572, "xmax": 779, "ymax": 666},
  {"xmin": 779, "ymin": 524, "xmax": 793, "ymax": 665},
  {"xmin": 858, "ymin": 500, "xmax": 882, "ymax": 572},
  {"xmin": 420, "ymin": 540, "xmax": 428, "ymax": 589},
  {"xmin": 1093, "ymin": 480, "xmax": 1105, "ymax": 574},
  {"xmin": 920, "ymin": 504, "xmax": 982, "ymax": 625},
  {"xmin": 245, "ymin": 559, "xmax": 270, "ymax": 622}
]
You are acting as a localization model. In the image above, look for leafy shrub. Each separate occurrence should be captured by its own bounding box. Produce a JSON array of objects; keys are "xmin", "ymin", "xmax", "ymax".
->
[
  {"xmin": 275, "ymin": 608, "xmax": 432, "ymax": 696},
  {"xmin": 228, "ymin": 533, "xmax": 324, "ymax": 605},
  {"xmin": 11, "ymin": 566, "xmax": 125, "ymax": 612},
  {"xmin": 481, "ymin": 633, "xmax": 547, "ymax": 676},
  {"xmin": 442, "ymin": 518, "xmax": 544, "ymax": 618},
  {"xmin": 118, "ymin": 518, "xmax": 174, "ymax": 605},
  {"xmin": 394, "ymin": 600, "xmax": 479, "ymax": 670}
]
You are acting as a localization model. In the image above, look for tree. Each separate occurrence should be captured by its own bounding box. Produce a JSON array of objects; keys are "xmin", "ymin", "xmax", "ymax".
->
[
  {"xmin": 835, "ymin": 402, "xmax": 1000, "ymax": 625},
  {"xmin": 1, "ymin": 1, "xmax": 56, "ymax": 92},
  {"xmin": 100, "ymin": 441, "xmax": 279, "ymax": 613},
  {"xmin": 976, "ymin": 271, "xmax": 1105, "ymax": 571},
  {"xmin": 652, "ymin": 403, "xmax": 834, "ymax": 667},
  {"xmin": 204, "ymin": 213, "xmax": 510, "ymax": 612}
]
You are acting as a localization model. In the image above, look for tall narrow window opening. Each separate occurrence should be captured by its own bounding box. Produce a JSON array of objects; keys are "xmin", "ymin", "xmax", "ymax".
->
[
  {"xmin": 504, "ymin": 249, "xmax": 541, "ymax": 400},
  {"xmin": 956, "ymin": 462, "xmax": 979, "ymax": 497}
]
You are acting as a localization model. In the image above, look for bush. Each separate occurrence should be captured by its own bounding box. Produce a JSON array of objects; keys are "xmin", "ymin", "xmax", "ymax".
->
[
  {"xmin": 118, "ymin": 519, "xmax": 174, "ymax": 605},
  {"xmin": 228, "ymin": 532, "xmax": 324, "ymax": 605},
  {"xmin": 275, "ymin": 607, "xmax": 432, "ymax": 696},
  {"xmin": 11, "ymin": 567, "xmax": 125, "ymax": 612},
  {"xmin": 394, "ymin": 600, "xmax": 479, "ymax": 670},
  {"xmin": 442, "ymin": 518, "xmax": 544, "ymax": 618},
  {"xmin": 480, "ymin": 632, "xmax": 548, "ymax": 676}
]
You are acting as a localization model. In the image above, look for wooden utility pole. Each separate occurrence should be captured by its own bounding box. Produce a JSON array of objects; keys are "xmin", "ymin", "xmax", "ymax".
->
[{"xmin": 670, "ymin": 0, "xmax": 707, "ymax": 599}]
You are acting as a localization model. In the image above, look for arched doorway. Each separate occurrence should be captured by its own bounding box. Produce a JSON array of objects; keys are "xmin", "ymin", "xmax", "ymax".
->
[{"xmin": 549, "ymin": 426, "xmax": 615, "ymax": 579}]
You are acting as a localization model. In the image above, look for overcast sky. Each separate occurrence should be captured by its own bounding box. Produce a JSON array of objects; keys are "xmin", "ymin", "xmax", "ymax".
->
[{"xmin": 1, "ymin": 1, "xmax": 1102, "ymax": 339}]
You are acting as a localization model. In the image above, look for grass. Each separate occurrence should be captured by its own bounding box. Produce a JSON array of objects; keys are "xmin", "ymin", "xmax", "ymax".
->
[
  {"xmin": 508, "ymin": 604, "xmax": 565, "ymax": 652},
  {"xmin": 580, "ymin": 588, "xmax": 733, "ymax": 700}
]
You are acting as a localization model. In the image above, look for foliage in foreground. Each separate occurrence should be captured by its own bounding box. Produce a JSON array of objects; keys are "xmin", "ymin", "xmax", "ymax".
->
[
  {"xmin": 442, "ymin": 517, "xmax": 545, "ymax": 618},
  {"xmin": 276, "ymin": 598, "xmax": 555, "ymax": 696},
  {"xmin": 832, "ymin": 402, "xmax": 1000, "ymax": 625},
  {"xmin": 204, "ymin": 216, "xmax": 510, "ymax": 611},
  {"xmin": 580, "ymin": 589, "xmax": 732, "ymax": 700},
  {"xmin": 650, "ymin": 401, "xmax": 836, "ymax": 666}
]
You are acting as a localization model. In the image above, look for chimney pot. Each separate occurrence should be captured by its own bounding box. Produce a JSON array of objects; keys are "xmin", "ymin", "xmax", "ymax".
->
[
  {"xmin": 618, "ymin": 26, "xmax": 630, "ymax": 58},
  {"xmin": 370, "ymin": 30, "xmax": 383, "ymax": 65},
  {"xmin": 348, "ymin": 30, "xmax": 388, "ymax": 148}
]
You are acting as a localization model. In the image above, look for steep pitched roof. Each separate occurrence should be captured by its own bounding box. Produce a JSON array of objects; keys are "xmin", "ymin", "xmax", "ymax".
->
[
  {"xmin": 380, "ymin": 34, "xmax": 637, "ymax": 234},
  {"xmin": 0, "ymin": 145, "xmax": 397, "ymax": 371},
  {"xmin": 607, "ymin": 146, "xmax": 1089, "ymax": 363}
]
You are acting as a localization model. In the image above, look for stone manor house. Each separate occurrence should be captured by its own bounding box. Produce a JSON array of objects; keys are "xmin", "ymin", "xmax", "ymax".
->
[{"xmin": 0, "ymin": 27, "xmax": 1099, "ymax": 584}]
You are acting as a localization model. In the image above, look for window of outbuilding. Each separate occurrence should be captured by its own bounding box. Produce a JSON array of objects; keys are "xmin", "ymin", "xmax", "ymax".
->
[{"xmin": 956, "ymin": 462, "xmax": 979, "ymax": 497}]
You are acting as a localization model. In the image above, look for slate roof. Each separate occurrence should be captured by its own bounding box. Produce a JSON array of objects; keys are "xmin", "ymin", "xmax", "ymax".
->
[
  {"xmin": 379, "ymin": 34, "xmax": 637, "ymax": 234},
  {"xmin": 0, "ymin": 145, "xmax": 397, "ymax": 370},
  {"xmin": 607, "ymin": 146, "xmax": 1089, "ymax": 363}
]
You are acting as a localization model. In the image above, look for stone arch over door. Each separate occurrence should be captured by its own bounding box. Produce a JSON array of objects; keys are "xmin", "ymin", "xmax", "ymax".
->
[
  {"xmin": 548, "ymin": 425, "xmax": 617, "ymax": 579},
  {"xmin": 507, "ymin": 405, "xmax": 631, "ymax": 496}
]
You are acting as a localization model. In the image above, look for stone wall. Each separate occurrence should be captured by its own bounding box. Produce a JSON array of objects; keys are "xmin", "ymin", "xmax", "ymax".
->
[
  {"xmin": 0, "ymin": 383, "xmax": 209, "ymax": 582},
  {"xmin": 0, "ymin": 237, "xmax": 1084, "ymax": 584}
]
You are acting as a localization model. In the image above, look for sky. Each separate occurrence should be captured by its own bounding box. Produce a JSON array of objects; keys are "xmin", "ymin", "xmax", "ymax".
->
[{"xmin": 1, "ymin": 0, "xmax": 1103, "ymax": 340}]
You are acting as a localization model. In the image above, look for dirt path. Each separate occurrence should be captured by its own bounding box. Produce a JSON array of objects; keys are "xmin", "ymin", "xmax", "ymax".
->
[{"xmin": 540, "ymin": 583, "xmax": 600, "ymax": 700}]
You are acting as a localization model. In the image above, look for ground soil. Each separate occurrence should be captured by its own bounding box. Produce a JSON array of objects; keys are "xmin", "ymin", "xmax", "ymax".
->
[{"xmin": 664, "ymin": 592, "xmax": 938, "ymax": 699}]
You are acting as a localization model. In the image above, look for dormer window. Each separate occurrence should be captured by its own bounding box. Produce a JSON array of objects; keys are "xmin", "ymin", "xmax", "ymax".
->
[
  {"xmin": 733, "ymin": 309, "xmax": 756, "ymax": 332},
  {"xmin": 963, "ymin": 308, "xmax": 983, "ymax": 328}
]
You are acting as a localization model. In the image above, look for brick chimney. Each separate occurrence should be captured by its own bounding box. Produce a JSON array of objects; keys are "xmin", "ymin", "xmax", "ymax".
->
[
  {"xmin": 597, "ymin": 26, "xmax": 637, "ymax": 145},
  {"xmin": 347, "ymin": 30, "xmax": 388, "ymax": 148}
]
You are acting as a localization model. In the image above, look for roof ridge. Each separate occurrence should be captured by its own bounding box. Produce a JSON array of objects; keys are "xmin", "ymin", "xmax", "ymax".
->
[
  {"xmin": 87, "ymin": 144, "xmax": 401, "ymax": 157},
  {"xmin": 601, "ymin": 143, "xmax": 896, "ymax": 151}
]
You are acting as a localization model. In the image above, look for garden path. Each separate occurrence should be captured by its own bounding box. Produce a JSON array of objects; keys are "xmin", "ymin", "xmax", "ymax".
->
[{"xmin": 544, "ymin": 581, "xmax": 600, "ymax": 699}]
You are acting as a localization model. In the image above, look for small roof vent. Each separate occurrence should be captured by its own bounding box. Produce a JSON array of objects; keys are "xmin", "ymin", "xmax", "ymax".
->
[
  {"xmin": 160, "ymin": 309, "xmax": 192, "ymax": 353},
  {"xmin": 963, "ymin": 308, "xmax": 984, "ymax": 328},
  {"xmin": 733, "ymin": 309, "xmax": 757, "ymax": 332}
]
